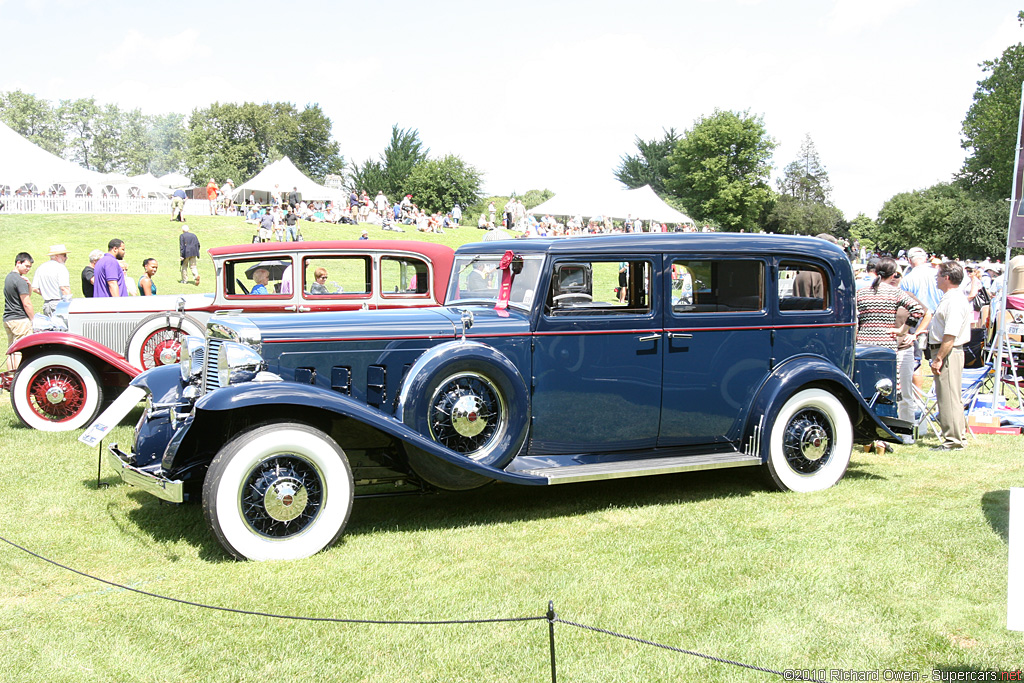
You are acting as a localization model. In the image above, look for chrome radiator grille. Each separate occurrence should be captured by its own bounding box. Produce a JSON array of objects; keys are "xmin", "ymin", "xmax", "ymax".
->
[
  {"xmin": 203, "ymin": 338, "xmax": 224, "ymax": 392},
  {"xmin": 82, "ymin": 320, "xmax": 137, "ymax": 354}
]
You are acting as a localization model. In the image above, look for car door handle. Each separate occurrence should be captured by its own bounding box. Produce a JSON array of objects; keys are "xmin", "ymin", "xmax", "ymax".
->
[
  {"xmin": 668, "ymin": 332, "xmax": 693, "ymax": 339},
  {"xmin": 284, "ymin": 305, "xmax": 311, "ymax": 313},
  {"xmin": 637, "ymin": 334, "xmax": 661, "ymax": 342}
]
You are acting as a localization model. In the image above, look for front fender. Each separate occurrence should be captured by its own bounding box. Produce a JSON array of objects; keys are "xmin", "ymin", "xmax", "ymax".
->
[
  {"xmin": 131, "ymin": 363, "xmax": 187, "ymax": 404},
  {"xmin": 182, "ymin": 381, "xmax": 546, "ymax": 485},
  {"xmin": 8, "ymin": 331, "xmax": 138, "ymax": 377},
  {"xmin": 744, "ymin": 355, "xmax": 898, "ymax": 460}
]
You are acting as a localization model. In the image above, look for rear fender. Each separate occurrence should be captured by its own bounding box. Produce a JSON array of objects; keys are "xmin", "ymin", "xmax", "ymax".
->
[
  {"xmin": 8, "ymin": 332, "xmax": 138, "ymax": 379},
  {"xmin": 173, "ymin": 381, "xmax": 546, "ymax": 486},
  {"xmin": 744, "ymin": 355, "xmax": 898, "ymax": 460}
]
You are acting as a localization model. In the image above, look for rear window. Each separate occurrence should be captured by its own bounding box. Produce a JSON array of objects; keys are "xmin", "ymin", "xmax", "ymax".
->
[
  {"xmin": 779, "ymin": 262, "xmax": 829, "ymax": 311},
  {"xmin": 671, "ymin": 259, "xmax": 763, "ymax": 313}
]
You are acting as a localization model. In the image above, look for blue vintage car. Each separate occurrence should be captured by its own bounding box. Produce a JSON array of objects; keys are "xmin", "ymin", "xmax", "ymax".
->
[{"xmin": 91, "ymin": 234, "xmax": 904, "ymax": 561}]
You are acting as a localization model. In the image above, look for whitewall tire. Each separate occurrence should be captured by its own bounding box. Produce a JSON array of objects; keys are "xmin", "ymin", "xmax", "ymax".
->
[
  {"xmin": 202, "ymin": 423, "xmax": 354, "ymax": 561},
  {"xmin": 11, "ymin": 353, "xmax": 104, "ymax": 431},
  {"xmin": 124, "ymin": 313, "xmax": 204, "ymax": 370},
  {"xmin": 764, "ymin": 388, "xmax": 852, "ymax": 493}
]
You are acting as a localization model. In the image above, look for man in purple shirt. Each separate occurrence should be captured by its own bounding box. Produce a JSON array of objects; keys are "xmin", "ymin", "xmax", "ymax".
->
[{"xmin": 93, "ymin": 238, "xmax": 128, "ymax": 297}]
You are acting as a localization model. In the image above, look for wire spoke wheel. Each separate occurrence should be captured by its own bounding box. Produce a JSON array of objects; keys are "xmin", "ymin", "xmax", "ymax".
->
[
  {"xmin": 782, "ymin": 408, "xmax": 834, "ymax": 474},
  {"xmin": 428, "ymin": 372, "xmax": 506, "ymax": 459},
  {"xmin": 764, "ymin": 388, "xmax": 853, "ymax": 493},
  {"xmin": 27, "ymin": 366, "xmax": 86, "ymax": 422},
  {"xmin": 203, "ymin": 423, "xmax": 353, "ymax": 561},
  {"xmin": 140, "ymin": 328, "xmax": 187, "ymax": 369},
  {"xmin": 239, "ymin": 455, "xmax": 323, "ymax": 538}
]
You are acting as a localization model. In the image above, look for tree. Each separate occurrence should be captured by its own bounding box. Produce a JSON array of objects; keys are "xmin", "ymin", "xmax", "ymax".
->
[
  {"xmin": 766, "ymin": 195, "xmax": 844, "ymax": 236},
  {"xmin": 184, "ymin": 101, "xmax": 344, "ymax": 185},
  {"xmin": 148, "ymin": 113, "xmax": 187, "ymax": 177},
  {"xmin": 777, "ymin": 134, "xmax": 831, "ymax": 202},
  {"xmin": 959, "ymin": 22, "xmax": 1024, "ymax": 201},
  {"xmin": 404, "ymin": 155, "xmax": 483, "ymax": 214},
  {"xmin": 767, "ymin": 134, "xmax": 843, "ymax": 235},
  {"xmin": 614, "ymin": 127, "xmax": 679, "ymax": 195},
  {"xmin": 0, "ymin": 90, "xmax": 64, "ymax": 157},
  {"xmin": 519, "ymin": 189, "xmax": 554, "ymax": 211},
  {"xmin": 666, "ymin": 109, "xmax": 777, "ymax": 232},
  {"xmin": 873, "ymin": 183, "xmax": 1007, "ymax": 259},
  {"xmin": 58, "ymin": 97, "xmax": 100, "ymax": 170},
  {"xmin": 285, "ymin": 104, "xmax": 345, "ymax": 182},
  {"xmin": 348, "ymin": 124, "xmax": 429, "ymax": 198},
  {"xmin": 848, "ymin": 213, "xmax": 878, "ymax": 251},
  {"xmin": 348, "ymin": 159, "xmax": 388, "ymax": 196},
  {"xmin": 381, "ymin": 125, "xmax": 428, "ymax": 199}
]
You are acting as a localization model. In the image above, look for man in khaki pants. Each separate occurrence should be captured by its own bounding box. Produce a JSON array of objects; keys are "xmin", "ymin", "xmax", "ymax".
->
[
  {"xmin": 928, "ymin": 261, "xmax": 972, "ymax": 451},
  {"xmin": 179, "ymin": 224, "xmax": 201, "ymax": 286}
]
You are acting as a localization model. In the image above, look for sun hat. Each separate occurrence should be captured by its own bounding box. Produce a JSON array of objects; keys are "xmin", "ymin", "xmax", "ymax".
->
[{"xmin": 47, "ymin": 244, "xmax": 68, "ymax": 256}]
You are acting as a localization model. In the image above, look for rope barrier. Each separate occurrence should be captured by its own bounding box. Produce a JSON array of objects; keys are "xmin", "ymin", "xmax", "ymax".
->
[
  {"xmin": 551, "ymin": 614, "xmax": 825, "ymax": 683},
  {"xmin": 2, "ymin": 532, "xmax": 825, "ymax": 681},
  {"xmin": 0, "ymin": 534, "xmax": 542, "ymax": 626}
]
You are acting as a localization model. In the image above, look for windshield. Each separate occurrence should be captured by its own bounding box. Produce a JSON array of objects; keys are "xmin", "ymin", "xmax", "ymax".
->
[{"xmin": 445, "ymin": 254, "xmax": 545, "ymax": 309}]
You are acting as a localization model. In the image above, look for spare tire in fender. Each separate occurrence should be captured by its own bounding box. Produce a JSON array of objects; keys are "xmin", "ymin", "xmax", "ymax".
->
[
  {"xmin": 124, "ymin": 312, "xmax": 205, "ymax": 370},
  {"xmin": 397, "ymin": 341, "xmax": 529, "ymax": 490}
]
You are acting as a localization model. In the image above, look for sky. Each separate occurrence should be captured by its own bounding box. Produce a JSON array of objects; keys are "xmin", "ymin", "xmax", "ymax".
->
[{"xmin": 0, "ymin": 0, "xmax": 1020, "ymax": 219}]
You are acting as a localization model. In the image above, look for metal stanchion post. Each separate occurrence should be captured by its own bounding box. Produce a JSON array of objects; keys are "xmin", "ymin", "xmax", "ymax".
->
[{"xmin": 547, "ymin": 600, "xmax": 557, "ymax": 683}]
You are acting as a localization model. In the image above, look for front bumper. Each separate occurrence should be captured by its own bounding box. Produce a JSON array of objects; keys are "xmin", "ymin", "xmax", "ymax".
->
[{"xmin": 106, "ymin": 443, "xmax": 184, "ymax": 503}]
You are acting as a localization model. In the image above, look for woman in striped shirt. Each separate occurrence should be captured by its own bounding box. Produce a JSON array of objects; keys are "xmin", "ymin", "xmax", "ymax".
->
[{"xmin": 856, "ymin": 257, "xmax": 929, "ymax": 429}]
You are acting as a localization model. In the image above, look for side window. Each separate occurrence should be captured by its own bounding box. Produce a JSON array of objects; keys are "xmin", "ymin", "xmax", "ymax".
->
[
  {"xmin": 779, "ymin": 262, "xmax": 829, "ymax": 311},
  {"xmin": 302, "ymin": 256, "xmax": 371, "ymax": 298},
  {"xmin": 381, "ymin": 256, "xmax": 430, "ymax": 297},
  {"xmin": 546, "ymin": 259, "xmax": 651, "ymax": 315},
  {"xmin": 671, "ymin": 260, "xmax": 763, "ymax": 313},
  {"xmin": 224, "ymin": 257, "xmax": 293, "ymax": 297}
]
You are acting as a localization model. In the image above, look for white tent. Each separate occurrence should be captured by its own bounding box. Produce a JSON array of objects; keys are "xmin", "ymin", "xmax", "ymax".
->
[
  {"xmin": 0, "ymin": 120, "xmax": 107, "ymax": 195},
  {"xmin": 156, "ymin": 171, "xmax": 191, "ymax": 189},
  {"xmin": 232, "ymin": 157, "xmax": 345, "ymax": 203},
  {"xmin": 528, "ymin": 184, "xmax": 693, "ymax": 224}
]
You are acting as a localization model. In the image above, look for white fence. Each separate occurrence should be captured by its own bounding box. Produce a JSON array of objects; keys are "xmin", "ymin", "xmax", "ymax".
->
[{"xmin": 0, "ymin": 196, "xmax": 210, "ymax": 216}]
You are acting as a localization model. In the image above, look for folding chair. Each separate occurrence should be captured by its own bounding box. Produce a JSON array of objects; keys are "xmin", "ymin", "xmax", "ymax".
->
[{"xmin": 912, "ymin": 362, "xmax": 994, "ymax": 440}]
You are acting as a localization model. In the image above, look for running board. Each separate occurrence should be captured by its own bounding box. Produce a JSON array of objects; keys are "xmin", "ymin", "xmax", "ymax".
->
[{"xmin": 519, "ymin": 453, "xmax": 762, "ymax": 485}]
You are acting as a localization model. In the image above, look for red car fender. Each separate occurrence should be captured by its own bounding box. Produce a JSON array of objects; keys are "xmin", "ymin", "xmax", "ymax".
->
[{"xmin": 7, "ymin": 331, "xmax": 140, "ymax": 378}]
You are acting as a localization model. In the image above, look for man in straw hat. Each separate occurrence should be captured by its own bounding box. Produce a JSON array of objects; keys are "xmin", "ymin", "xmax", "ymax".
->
[{"xmin": 33, "ymin": 244, "xmax": 72, "ymax": 317}]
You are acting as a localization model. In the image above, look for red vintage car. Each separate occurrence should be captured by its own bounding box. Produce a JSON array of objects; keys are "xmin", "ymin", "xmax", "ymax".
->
[{"xmin": 7, "ymin": 240, "xmax": 454, "ymax": 432}]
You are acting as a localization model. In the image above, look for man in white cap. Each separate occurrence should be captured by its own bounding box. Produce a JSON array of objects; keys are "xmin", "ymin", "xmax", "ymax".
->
[{"xmin": 33, "ymin": 244, "xmax": 72, "ymax": 317}]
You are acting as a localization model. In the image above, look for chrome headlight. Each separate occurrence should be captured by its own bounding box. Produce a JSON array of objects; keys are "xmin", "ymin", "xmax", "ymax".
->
[
  {"xmin": 179, "ymin": 335, "xmax": 207, "ymax": 382},
  {"xmin": 874, "ymin": 378, "xmax": 894, "ymax": 397},
  {"xmin": 216, "ymin": 341, "xmax": 267, "ymax": 387}
]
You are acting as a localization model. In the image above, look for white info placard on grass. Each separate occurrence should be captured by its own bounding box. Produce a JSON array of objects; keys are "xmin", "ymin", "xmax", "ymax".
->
[{"xmin": 1010, "ymin": 488, "xmax": 1023, "ymax": 631}]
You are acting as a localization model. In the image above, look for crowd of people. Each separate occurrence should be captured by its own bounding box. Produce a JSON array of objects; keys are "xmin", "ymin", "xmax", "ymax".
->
[{"xmin": 853, "ymin": 244, "xmax": 1021, "ymax": 452}]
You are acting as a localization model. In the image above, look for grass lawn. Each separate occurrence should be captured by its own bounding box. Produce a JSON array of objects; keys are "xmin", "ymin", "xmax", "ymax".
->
[{"xmin": 0, "ymin": 213, "xmax": 1022, "ymax": 681}]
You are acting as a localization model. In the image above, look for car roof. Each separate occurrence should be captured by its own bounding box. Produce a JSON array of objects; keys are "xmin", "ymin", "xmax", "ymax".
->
[
  {"xmin": 208, "ymin": 239, "xmax": 454, "ymax": 260},
  {"xmin": 455, "ymin": 233, "xmax": 849, "ymax": 264},
  {"xmin": 208, "ymin": 240, "xmax": 456, "ymax": 303}
]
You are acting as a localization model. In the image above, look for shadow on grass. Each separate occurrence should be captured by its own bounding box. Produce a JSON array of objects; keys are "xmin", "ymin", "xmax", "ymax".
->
[
  {"xmin": 981, "ymin": 489, "xmax": 1010, "ymax": 542},
  {"xmin": 346, "ymin": 465, "xmax": 767, "ymax": 537},
  {"xmin": 112, "ymin": 463, "xmax": 771, "ymax": 561},
  {"xmin": 120, "ymin": 491, "xmax": 232, "ymax": 562},
  {"xmin": 844, "ymin": 461, "xmax": 888, "ymax": 481}
]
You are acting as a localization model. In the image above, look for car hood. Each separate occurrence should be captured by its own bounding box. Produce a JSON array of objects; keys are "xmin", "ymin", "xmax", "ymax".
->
[
  {"xmin": 67, "ymin": 293, "xmax": 214, "ymax": 313},
  {"xmin": 243, "ymin": 307, "xmax": 459, "ymax": 344},
  {"xmin": 227, "ymin": 305, "xmax": 532, "ymax": 345}
]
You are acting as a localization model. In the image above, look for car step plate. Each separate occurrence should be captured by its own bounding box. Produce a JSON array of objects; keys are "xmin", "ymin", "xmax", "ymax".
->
[{"xmin": 521, "ymin": 453, "xmax": 761, "ymax": 485}]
